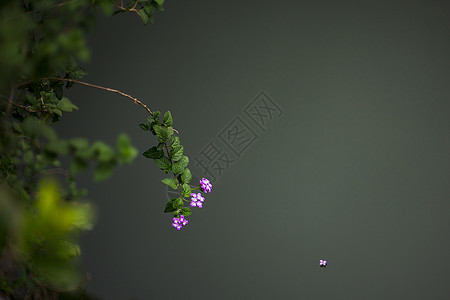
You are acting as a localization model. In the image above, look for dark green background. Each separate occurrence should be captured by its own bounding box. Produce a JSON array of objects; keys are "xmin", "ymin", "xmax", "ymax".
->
[{"xmin": 57, "ymin": 1, "xmax": 450, "ymax": 299}]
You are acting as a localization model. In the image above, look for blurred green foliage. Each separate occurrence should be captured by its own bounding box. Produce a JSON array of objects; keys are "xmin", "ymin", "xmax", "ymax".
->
[{"xmin": 0, "ymin": 0, "xmax": 164, "ymax": 298}]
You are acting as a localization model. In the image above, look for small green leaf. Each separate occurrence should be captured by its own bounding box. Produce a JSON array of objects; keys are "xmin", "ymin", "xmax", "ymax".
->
[
  {"xmin": 91, "ymin": 141, "xmax": 115, "ymax": 162},
  {"xmin": 163, "ymin": 111, "xmax": 173, "ymax": 126},
  {"xmin": 94, "ymin": 162, "xmax": 115, "ymax": 181},
  {"xmin": 143, "ymin": 3, "xmax": 154, "ymax": 15},
  {"xmin": 157, "ymin": 142, "xmax": 165, "ymax": 151},
  {"xmin": 45, "ymin": 140, "xmax": 69, "ymax": 155},
  {"xmin": 138, "ymin": 9, "xmax": 149, "ymax": 24},
  {"xmin": 117, "ymin": 134, "xmax": 138, "ymax": 164},
  {"xmin": 70, "ymin": 158, "xmax": 88, "ymax": 176},
  {"xmin": 181, "ymin": 168, "xmax": 192, "ymax": 184},
  {"xmin": 162, "ymin": 178, "xmax": 178, "ymax": 189},
  {"xmin": 143, "ymin": 146, "xmax": 164, "ymax": 159},
  {"xmin": 180, "ymin": 207, "xmax": 191, "ymax": 217},
  {"xmin": 139, "ymin": 123, "xmax": 149, "ymax": 131},
  {"xmin": 152, "ymin": 111, "xmax": 161, "ymax": 122},
  {"xmin": 173, "ymin": 198, "xmax": 183, "ymax": 209},
  {"xmin": 23, "ymin": 151, "xmax": 34, "ymax": 164},
  {"xmin": 164, "ymin": 198, "xmax": 177, "ymax": 213},
  {"xmin": 172, "ymin": 155, "xmax": 189, "ymax": 174},
  {"xmin": 169, "ymin": 145, "xmax": 183, "ymax": 162},
  {"xmin": 169, "ymin": 135, "xmax": 180, "ymax": 147},
  {"xmin": 69, "ymin": 138, "xmax": 89, "ymax": 150},
  {"xmin": 154, "ymin": 156, "xmax": 171, "ymax": 170},
  {"xmin": 155, "ymin": 0, "xmax": 164, "ymax": 5},
  {"xmin": 57, "ymin": 97, "xmax": 78, "ymax": 112},
  {"xmin": 153, "ymin": 125, "xmax": 169, "ymax": 143},
  {"xmin": 54, "ymin": 86, "xmax": 63, "ymax": 100},
  {"xmin": 182, "ymin": 183, "xmax": 191, "ymax": 197}
]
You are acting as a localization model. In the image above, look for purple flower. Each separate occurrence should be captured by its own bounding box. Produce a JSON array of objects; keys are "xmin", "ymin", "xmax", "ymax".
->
[
  {"xmin": 319, "ymin": 259, "xmax": 327, "ymax": 267},
  {"xmin": 190, "ymin": 192, "xmax": 205, "ymax": 208},
  {"xmin": 200, "ymin": 177, "xmax": 212, "ymax": 193},
  {"xmin": 172, "ymin": 215, "xmax": 188, "ymax": 230}
]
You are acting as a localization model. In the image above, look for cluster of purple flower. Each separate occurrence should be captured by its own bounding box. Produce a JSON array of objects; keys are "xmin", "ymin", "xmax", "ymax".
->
[
  {"xmin": 190, "ymin": 192, "xmax": 205, "ymax": 208},
  {"xmin": 171, "ymin": 178, "xmax": 213, "ymax": 230},
  {"xmin": 172, "ymin": 215, "xmax": 188, "ymax": 230},
  {"xmin": 200, "ymin": 177, "xmax": 212, "ymax": 193}
]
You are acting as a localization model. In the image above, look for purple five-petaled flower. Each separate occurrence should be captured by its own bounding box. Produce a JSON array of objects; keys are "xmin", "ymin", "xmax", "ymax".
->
[
  {"xmin": 200, "ymin": 177, "xmax": 212, "ymax": 193},
  {"xmin": 172, "ymin": 215, "xmax": 188, "ymax": 230},
  {"xmin": 190, "ymin": 192, "xmax": 205, "ymax": 208},
  {"xmin": 319, "ymin": 259, "xmax": 327, "ymax": 267}
]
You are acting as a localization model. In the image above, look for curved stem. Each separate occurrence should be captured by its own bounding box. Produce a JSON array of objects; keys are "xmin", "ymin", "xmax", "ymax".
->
[
  {"xmin": 18, "ymin": 77, "xmax": 180, "ymax": 134},
  {"xmin": 35, "ymin": 77, "xmax": 154, "ymax": 115}
]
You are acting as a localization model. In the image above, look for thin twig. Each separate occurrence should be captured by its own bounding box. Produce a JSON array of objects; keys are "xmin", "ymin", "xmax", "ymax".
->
[
  {"xmin": 131, "ymin": 0, "xmax": 139, "ymax": 10},
  {"xmin": 19, "ymin": 77, "xmax": 179, "ymax": 134},
  {"xmin": 0, "ymin": 95, "xmax": 46, "ymax": 113}
]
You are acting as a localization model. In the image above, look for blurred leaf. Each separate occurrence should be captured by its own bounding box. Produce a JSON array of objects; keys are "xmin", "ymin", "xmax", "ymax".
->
[
  {"xmin": 94, "ymin": 162, "xmax": 115, "ymax": 181},
  {"xmin": 91, "ymin": 141, "xmax": 114, "ymax": 162},
  {"xmin": 54, "ymin": 85, "xmax": 63, "ymax": 100},
  {"xmin": 70, "ymin": 158, "xmax": 88, "ymax": 176},
  {"xmin": 45, "ymin": 140, "xmax": 69, "ymax": 155},
  {"xmin": 138, "ymin": 9, "xmax": 149, "ymax": 24},
  {"xmin": 57, "ymin": 97, "xmax": 78, "ymax": 112},
  {"xmin": 117, "ymin": 133, "xmax": 138, "ymax": 164}
]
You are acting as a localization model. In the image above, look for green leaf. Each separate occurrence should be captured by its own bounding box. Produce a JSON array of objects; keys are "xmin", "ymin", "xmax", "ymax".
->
[
  {"xmin": 153, "ymin": 125, "xmax": 169, "ymax": 143},
  {"xmin": 152, "ymin": 0, "xmax": 164, "ymax": 11},
  {"xmin": 181, "ymin": 168, "xmax": 192, "ymax": 184},
  {"xmin": 154, "ymin": 156, "xmax": 171, "ymax": 170},
  {"xmin": 157, "ymin": 142, "xmax": 165, "ymax": 151},
  {"xmin": 94, "ymin": 162, "xmax": 115, "ymax": 181},
  {"xmin": 169, "ymin": 135, "xmax": 180, "ymax": 147},
  {"xmin": 45, "ymin": 140, "xmax": 69, "ymax": 155},
  {"xmin": 22, "ymin": 116, "xmax": 41, "ymax": 136},
  {"xmin": 143, "ymin": 146, "xmax": 164, "ymax": 159},
  {"xmin": 172, "ymin": 155, "xmax": 189, "ymax": 174},
  {"xmin": 169, "ymin": 145, "xmax": 184, "ymax": 162},
  {"xmin": 143, "ymin": 3, "xmax": 154, "ymax": 15},
  {"xmin": 182, "ymin": 183, "xmax": 191, "ymax": 197},
  {"xmin": 163, "ymin": 111, "xmax": 173, "ymax": 126},
  {"xmin": 155, "ymin": 0, "xmax": 164, "ymax": 5},
  {"xmin": 91, "ymin": 141, "xmax": 115, "ymax": 162},
  {"xmin": 138, "ymin": 9, "xmax": 149, "ymax": 24},
  {"xmin": 117, "ymin": 134, "xmax": 138, "ymax": 164},
  {"xmin": 70, "ymin": 158, "xmax": 88, "ymax": 176},
  {"xmin": 57, "ymin": 97, "xmax": 78, "ymax": 112},
  {"xmin": 152, "ymin": 111, "xmax": 161, "ymax": 121},
  {"xmin": 139, "ymin": 123, "xmax": 149, "ymax": 131},
  {"xmin": 23, "ymin": 151, "xmax": 34, "ymax": 164},
  {"xmin": 54, "ymin": 86, "xmax": 63, "ymax": 100},
  {"xmin": 164, "ymin": 198, "xmax": 177, "ymax": 213},
  {"xmin": 69, "ymin": 138, "xmax": 89, "ymax": 150},
  {"xmin": 180, "ymin": 207, "xmax": 191, "ymax": 217},
  {"xmin": 162, "ymin": 178, "xmax": 178, "ymax": 189},
  {"xmin": 173, "ymin": 197, "xmax": 183, "ymax": 209}
]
